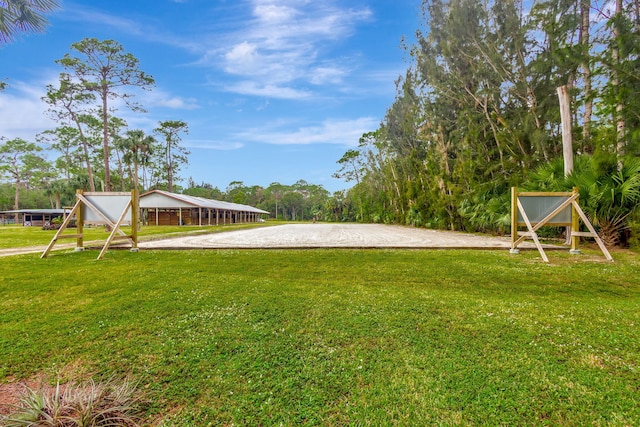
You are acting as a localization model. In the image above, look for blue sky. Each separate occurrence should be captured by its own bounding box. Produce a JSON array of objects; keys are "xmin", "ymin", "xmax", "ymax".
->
[{"xmin": 1, "ymin": 0, "xmax": 420, "ymax": 193}]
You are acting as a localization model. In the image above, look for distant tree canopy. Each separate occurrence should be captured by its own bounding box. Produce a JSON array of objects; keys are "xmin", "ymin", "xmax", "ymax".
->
[
  {"xmin": 182, "ymin": 180, "xmax": 335, "ymax": 222},
  {"xmin": 1, "ymin": 37, "xmax": 190, "ymax": 211},
  {"xmin": 1, "ymin": 31, "xmax": 338, "ymax": 219},
  {"xmin": 56, "ymin": 38, "xmax": 155, "ymax": 191}
]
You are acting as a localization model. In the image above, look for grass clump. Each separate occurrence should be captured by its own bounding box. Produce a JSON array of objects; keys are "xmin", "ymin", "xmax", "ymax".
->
[
  {"xmin": 0, "ymin": 223, "xmax": 273, "ymax": 249},
  {"xmin": 1, "ymin": 378, "xmax": 144, "ymax": 427}
]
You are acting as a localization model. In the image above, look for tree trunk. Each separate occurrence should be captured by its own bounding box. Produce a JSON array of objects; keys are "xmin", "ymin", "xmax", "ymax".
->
[
  {"xmin": 13, "ymin": 180, "xmax": 20, "ymax": 223},
  {"xmin": 101, "ymin": 86, "xmax": 111, "ymax": 191},
  {"xmin": 580, "ymin": 0, "xmax": 593, "ymax": 152},
  {"xmin": 70, "ymin": 111, "xmax": 96, "ymax": 191},
  {"xmin": 557, "ymin": 85, "xmax": 574, "ymax": 175},
  {"xmin": 612, "ymin": 0, "xmax": 626, "ymax": 157},
  {"xmin": 114, "ymin": 149, "xmax": 125, "ymax": 191},
  {"xmin": 133, "ymin": 159, "xmax": 139, "ymax": 195},
  {"xmin": 166, "ymin": 143, "xmax": 173, "ymax": 193},
  {"xmin": 557, "ymin": 85, "xmax": 574, "ymax": 245}
]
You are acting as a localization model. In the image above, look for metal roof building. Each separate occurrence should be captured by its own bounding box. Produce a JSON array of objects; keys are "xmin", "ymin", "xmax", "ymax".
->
[{"xmin": 139, "ymin": 190, "xmax": 269, "ymax": 226}]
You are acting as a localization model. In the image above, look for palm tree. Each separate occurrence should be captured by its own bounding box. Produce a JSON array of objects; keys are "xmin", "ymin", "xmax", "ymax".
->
[
  {"xmin": 0, "ymin": 0, "xmax": 60, "ymax": 44},
  {"xmin": 528, "ymin": 155, "xmax": 640, "ymax": 247},
  {"xmin": 122, "ymin": 129, "xmax": 156, "ymax": 194}
]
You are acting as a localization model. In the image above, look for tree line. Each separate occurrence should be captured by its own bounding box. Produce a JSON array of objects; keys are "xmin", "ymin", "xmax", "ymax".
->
[
  {"xmin": 1, "ymin": 38, "xmax": 190, "ymax": 213},
  {"xmin": 0, "ymin": 3, "xmax": 350, "ymax": 223},
  {"xmin": 335, "ymin": 0, "xmax": 640, "ymax": 247},
  {"xmin": 0, "ymin": 37, "xmax": 349, "ymax": 221},
  {"xmin": 182, "ymin": 179, "xmax": 356, "ymax": 222},
  {"xmin": 0, "ymin": 8, "xmax": 355, "ymax": 223}
]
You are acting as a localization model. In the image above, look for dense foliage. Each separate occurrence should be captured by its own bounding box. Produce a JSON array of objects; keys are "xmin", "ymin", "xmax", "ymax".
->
[
  {"xmin": 183, "ymin": 179, "xmax": 343, "ymax": 222},
  {"xmin": 0, "ymin": 37, "xmax": 193, "ymax": 215},
  {"xmin": 337, "ymin": 0, "xmax": 640, "ymax": 246}
]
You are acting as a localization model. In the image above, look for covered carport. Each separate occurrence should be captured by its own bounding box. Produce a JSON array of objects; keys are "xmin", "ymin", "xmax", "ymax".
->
[
  {"xmin": 139, "ymin": 190, "xmax": 269, "ymax": 226},
  {"xmin": 0, "ymin": 209, "xmax": 70, "ymax": 226}
]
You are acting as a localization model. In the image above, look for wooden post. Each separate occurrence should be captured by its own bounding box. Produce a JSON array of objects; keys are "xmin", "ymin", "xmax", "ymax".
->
[
  {"xmin": 510, "ymin": 187, "xmax": 519, "ymax": 252},
  {"xmin": 76, "ymin": 189, "xmax": 84, "ymax": 250},
  {"xmin": 131, "ymin": 189, "xmax": 139, "ymax": 250},
  {"xmin": 571, "ymin": 187, "xmax": 580, "ymax": 253}
]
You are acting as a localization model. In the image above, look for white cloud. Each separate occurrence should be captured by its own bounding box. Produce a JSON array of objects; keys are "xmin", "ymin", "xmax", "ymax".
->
[
  {"xmin": 140, "ymin": 89, "xmax": 200, "ymax": 110},
  {"xmin": 156, "ymin": 96, "xmax": 198, "ymax": 109},
  {"xmin": 310, "ymin": 66, "xmax": 347, "ymax": 85},
  {"xmin": 67, "ymin": 9, "xmax": 146, "ymax": 37},
  {"xmin": 224, "ymin": 82, "xmax": 311, "ymax": 99},
  {"xmin": 184, "ymin": 140, "xmax": 244, "ymax": 150},
  {"xmin": 62, "ymin": 5, "xmax": 202, "ymax": 52},
  {"xmin": 254, "ymin": 3, "xmax": 298, "ymax": 23},
  {"xmin": 61, "ymin": 1, "xmax": 374, "ymax": 100},
  {"xmin": 0, "ymin": 78, "xmax": 197, "ymax": 146},
  {"xmin": 0, "ymin": 80, "xmax": 58, "ymax": 141},
  {"xmin": 234, "ymin": 117, "xmax": 379, "ymax": 146},
  {"xmin": 224, "ymin": 42, "xmax": 261, "ymax": 75},
  {"xmin": 212, "ymin": 0, "xmax": 373, "ymax": 96}
]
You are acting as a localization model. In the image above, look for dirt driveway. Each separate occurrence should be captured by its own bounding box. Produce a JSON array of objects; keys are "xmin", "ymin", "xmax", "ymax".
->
[{"xmin": 139, "ymin": 223, "xmax": 530, "ymax": 249}]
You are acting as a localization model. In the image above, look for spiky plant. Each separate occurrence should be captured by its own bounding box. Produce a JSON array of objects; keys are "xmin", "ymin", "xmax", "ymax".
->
[{"xmin": 0, "ymin": 377, "xmax": 145, "ymax": 427}]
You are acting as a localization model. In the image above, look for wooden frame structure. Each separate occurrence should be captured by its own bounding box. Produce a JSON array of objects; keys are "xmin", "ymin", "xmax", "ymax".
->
[
  {"xmin": 41, "ymin": 190, "xmax": 139, "ymax": 260},
  {"xmin": 511, "ymin": 187, "xmax": 612, "ymax": 262}
]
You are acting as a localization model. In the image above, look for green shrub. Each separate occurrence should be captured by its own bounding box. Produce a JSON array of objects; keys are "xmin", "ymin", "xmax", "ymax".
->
[
  {"xmin": 526, "ymin": 154, "xmax": 640, "ymax": 246},
  {"xmin": 627, "ymin": 220, "xmax": 640, "ymax": 249}
]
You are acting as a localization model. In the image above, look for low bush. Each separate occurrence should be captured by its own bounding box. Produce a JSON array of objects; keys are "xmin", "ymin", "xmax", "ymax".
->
[{"xmin": 1, "ymin": 378, "xmax": 144, "ymax": 427}]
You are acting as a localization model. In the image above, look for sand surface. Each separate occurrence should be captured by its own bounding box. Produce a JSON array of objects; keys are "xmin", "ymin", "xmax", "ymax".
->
[{"xmin": 139, "ymin": 223, "xmax": 533, "ymax": 249}]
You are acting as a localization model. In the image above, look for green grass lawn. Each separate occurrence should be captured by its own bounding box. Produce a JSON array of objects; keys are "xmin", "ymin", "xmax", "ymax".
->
[
  {"xmin": 0, "ymin": 223, "xmax": 273, "ymax": 249},
  {"xmin": 1, "ymin": 247, "xmax": 638, "ymax": 425}
]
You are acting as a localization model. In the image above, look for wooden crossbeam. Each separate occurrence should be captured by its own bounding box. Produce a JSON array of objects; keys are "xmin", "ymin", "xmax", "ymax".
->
[
  {"xmin": 516, "ymin": 198, "xmax": 549, "ymax": 262},
  {"xmin": 41, "ymin": 199, "xmax": 83, "ymax": 258},
  {"xmin": 55, "ymin": 234, "xmax": 84, "ymax": 239},
  {"xmin": 98, "ymin": 199, "xmax": 133, "ymax": 260},
  {"xmin": 571, "ymin": 200, "xmax": 613, "ymax": 261},
  {"xmin": 41, "ymin": 190, "xmax": 138, "ymax": 260}
]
